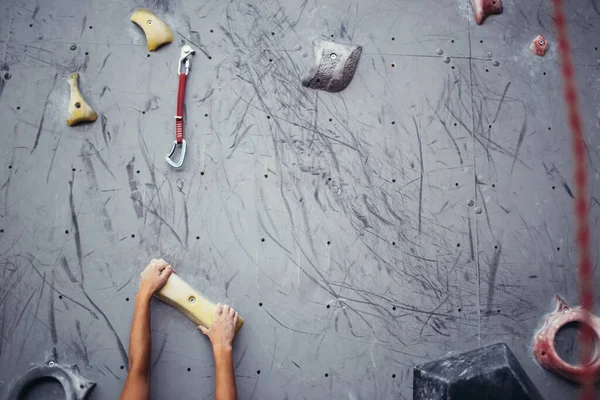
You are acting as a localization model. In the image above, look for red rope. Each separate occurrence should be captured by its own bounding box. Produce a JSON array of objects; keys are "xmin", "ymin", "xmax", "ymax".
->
[{"xmin": 552, "ymin": 1, "xmax": 594, "ymax": 398}]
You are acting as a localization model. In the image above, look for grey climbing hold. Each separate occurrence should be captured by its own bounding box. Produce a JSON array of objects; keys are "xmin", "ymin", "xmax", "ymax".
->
[
  {"xmin": 414, "ymin": 343, "xmax": 543, "ymax": 400},
  {"xmin": 7, "ymin": 348, "xmax": 96, "ymax": 400},
  {"xmin": 301, "ymin": 40, "xmax": 362, "ymax": 93}
]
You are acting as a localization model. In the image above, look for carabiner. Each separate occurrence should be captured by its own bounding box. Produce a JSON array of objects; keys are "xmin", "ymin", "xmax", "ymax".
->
[
  {"xmin": 166, "ymin": 138, "xmax": 187, "ymax": 168},
  {"xmin": 178, "ymin": 45, "xmax": 195, "ymax": 75}
]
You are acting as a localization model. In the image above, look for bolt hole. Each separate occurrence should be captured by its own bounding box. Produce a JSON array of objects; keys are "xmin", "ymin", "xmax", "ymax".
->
[
  {"xmin": 259, "ymin": 302, "xmax": 263, "ymax": 307},
  {"xmin": 485, "ymin": 69, "xmax": 489, "ymax": 72},
  {"xmin": 85, "ymin": 52, "xmax": 89, "ymax": 56},
  {"xmin": 392, "ymin": 179, "xmax": 396, "ymax": 183},
  {"xmin": 16, "ymin": 106, "xmax": 20, "ymax": 110},
  {"xmin": 494, "ymin": 245, "xmax": 498, "ymax": 249},
  {"xmin": 210, "ymin": 29, "xmax": 214, "ymax": 33},
  {"xmin": 257, "ymin": 369, "xmax": 261, "ymax": 374},
  {"xmin": 187, "ymin": 367, "xmax": 191, "ymax": 371},
  {"xmin": 451, "ymin": 66, "xmax": 455, "ymax": 69},
  {"xmin": 74, "ymin": 102, "xmax": 81, "ymax": 109},
  {"xmin": 147, "ymin": 54, "xmax": 150, "ymax": 58},
  {"xmin": 200, "ymin": 171, "xmax": 205, "ymax": 176},
  {"xmin": 136, "ymin": 170, "xmax": 140, "ymax": 174},
  {"xmin": 548, "ymin": 127, "xmax": 551, "ymax": 130},
  {"xmin": 196, "ymin": 236, "xmax": 200, "ymax": 240},
  {"xmin": 330, "ymin": 34, "xmax": 334, "ymax": 38},
  {"xmin": 261, "ymin": 238, "xmax": 265, "ymax": 242},
  {"xmin": 120, "ymin": 365, "xmax": 124, "ymax": 370},
  {"xmin": 316, "ymin": 78, "xmax": 321, "ymax": 83},
  {"xmin": 391, "ymin": 63, "xmax": 396, "ymax": 68},
  {"xmin": 453, "ymin": 122, "xmax": 457, "ymax": 126},
  {"xmin": 392, "ymin": 241, "xmax": 396, "ymax": 246},
  {"xmin": 497, "ymin": 309, "xmax": 501, "ymax": 313},
  {"xmin": 492, "ymin": 184, "xmax": 495, "ymax": 188},
  {"xmin": 327, "ymin": 241, "xmax": 331, "ymax": 245},
  {"xmin": 391, "ymin": 37, "xmax": 395, "ymax": 41},
  {"xmin": 89, "ymin": 26, "xmax": 93, "ymax": 29},
  {"xmin": 458, "ymin": 308, "xmax": 462, "ymax": 312},
  {"xmin": 456, "ymin": 243, "xmax": 461, "ymax": 247},
  {"xmin": 328, "ymin": 177, "xmax": 332, "ymax": 181},
  {"xmin": 142, "ymin": 111, "xmax": 146, "ymax": 114},
  {"xmin": 65, "ymin": 230, "xmax": 69, "ymax": 234},
  {"xmin": 269, "ymin": 59, "xmax": 273, "ymax": 62},
  {"xmin": 543, "ymin": 72, "xmax": 547, "ymax": 76},
  {"xmin": 59, "ymin": 295, "xmax": 63, "ymax": 299},
  {"xmin": 557, "ymin": 247, "xmax": 560, "ymax": 251},
  {"xmin": 8, "ymin": 165, "xmax": 12, "ymax": 169},
  {"xmin": 451, "ymin": 39, "xmax": 455, "ymax": 43},
  {"xmin": 552, "ymin": 185, "xmax": 556, "ymax": 190},
  {"xmin": 29, "ymin": 23, "xmax": 33, "ymax": 27},
  {"xmin": 392, "ymin": 374, "xmax": 396, "ymax": 378},
  {"xmin": 325, "ymin": 373, "xmax": 329, "ymax": 377},
  {"xmin": 392, "ymin": 306, "xmax": 397, "ymax": 310},
  {"xmin": 391, "ymin": 121, "xmax": 395, "ymax": 125},
  {"xmin": 326, "ymin": 304, "xmax": 330, "ymax": 308},
  {"xmin": 80, "ymin": 385, "xmax": 84, "ymax": 389},
  {"xmin": 264, "ymin": 174, "xmax": 268, "ymax": 178},
  {"xmin": 455, "ymin": 182, "xmax": 459, "ymax": 187},
  {"xmin": 267, "ymin": 115, "xmax": 271, "ymax": 119},
  {"xmin": 189, "ymin": 296, "xmax": 196, "ymax": 304},
  {"xmin": 208, "ymin": 56, "xmax": 212, "ymax": 60},
  {"xmin": 480, "ymin": 40, "xmax": 483, "ymax": 43},
  {"xmin": 204, "ymin": 113, "xmax": 209, "ymax": 117},
  {"xmin": 71, "ymin": 167, "xmax": 76, "ymax": 172},
  {"xmin": 329, "ymin": 118, "xmax": 333, "ymax": 122},
  {"xmin": 126, "ymin": 297, "xmax": 129, "ymax": 302}
]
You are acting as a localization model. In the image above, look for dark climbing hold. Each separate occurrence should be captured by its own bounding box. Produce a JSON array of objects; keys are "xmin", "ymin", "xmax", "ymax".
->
[
  {"xmin": 413, "ymin": 343, "xmax": 543, "ymax": 400},
  {"xmin": 530, "ymin": 35, "xmax": 549, "ymax": 57},
  {"xmin": 470, "ymin": 0, "xmax": 503, "ymax": 25},
  {"xmin": 6, "ymin": 348, "xmax": 96, "ymax": 400},
  {"xmin": 301, "ymin": 40, "xmax": 362, "ymax": 93}
]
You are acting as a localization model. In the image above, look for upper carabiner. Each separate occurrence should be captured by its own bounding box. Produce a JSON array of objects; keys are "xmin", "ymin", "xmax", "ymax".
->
[{"xmin": 178, "ymin": 45, "xmax": 195, "ymax": 75}]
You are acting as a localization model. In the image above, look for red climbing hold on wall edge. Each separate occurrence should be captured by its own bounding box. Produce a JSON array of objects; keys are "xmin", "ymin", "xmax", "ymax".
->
[
  {"xmin": 530, "ymin": 35, "xmax": 549, "ymax": 56},
  {"xmin": 533, "ymin": 296, "xmax": 600, "ymax": 384},
  {"xmin": 471, "ymin": 0, "xmax": 503, "ymax": 25}
]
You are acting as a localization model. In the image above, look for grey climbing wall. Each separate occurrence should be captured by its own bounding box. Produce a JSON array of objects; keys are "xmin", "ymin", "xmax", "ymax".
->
[{"xmin": 1, "ymin": 0, "xmax": 599, "ymax": 399}]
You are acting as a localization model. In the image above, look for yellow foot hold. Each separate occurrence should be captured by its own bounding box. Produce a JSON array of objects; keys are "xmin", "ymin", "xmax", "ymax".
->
[
  {"xmin": 130, "ymin": 9, "xmax": 173, "ymax": 51},
  {"xmin": 66, "ymin": 73, "xmax": 98, "ymax": 127}
]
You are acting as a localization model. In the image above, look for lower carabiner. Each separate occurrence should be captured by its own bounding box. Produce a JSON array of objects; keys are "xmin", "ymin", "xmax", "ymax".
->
[{"xmin": 166, "ymin": 139, "xmax": 187, "ymax": 168}]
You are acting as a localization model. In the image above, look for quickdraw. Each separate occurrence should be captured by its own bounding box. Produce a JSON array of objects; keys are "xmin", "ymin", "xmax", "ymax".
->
[{"xmin": 166, "ymin": 45, "xmax": 195, "ymax": 168}]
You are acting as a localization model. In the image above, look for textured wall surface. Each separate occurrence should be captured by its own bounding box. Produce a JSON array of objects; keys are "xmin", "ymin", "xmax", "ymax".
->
[{"xmin": 1, "ymin": 0, "xmax": 599, "ymax": 399}]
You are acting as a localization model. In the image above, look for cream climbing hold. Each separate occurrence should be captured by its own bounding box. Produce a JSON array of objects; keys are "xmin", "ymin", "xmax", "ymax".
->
[
  {"xmin": 155, "ymin": 273, "xmax": 244, "ymax": 334},
  {"xmin": 130, "ymin": 9, "xmax": 173, "ymax": 51},
  {"xmin": 66, "ymin": 73, "xmax": 98, "ymax": 126}
]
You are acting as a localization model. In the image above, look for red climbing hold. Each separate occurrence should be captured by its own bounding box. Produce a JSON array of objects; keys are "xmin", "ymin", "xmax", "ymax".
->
[
  {"xmin": 533, "ymin": 296, "xmax": 600, "ymax": 384},
  {"xmin": 470, "ymin": 0, "xmax": 503, "ymax": 25},
  {"xmin": 530, "ymin": 35, "xmax": 549, "ymax": 56}
]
